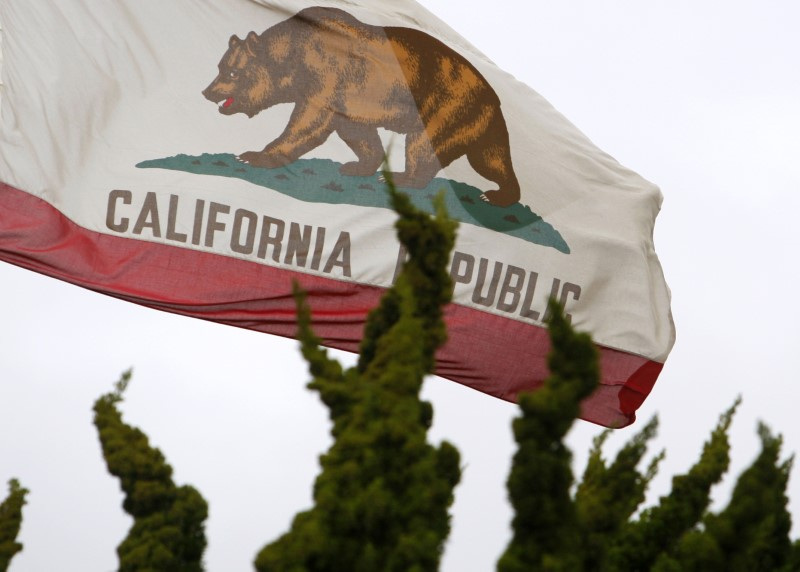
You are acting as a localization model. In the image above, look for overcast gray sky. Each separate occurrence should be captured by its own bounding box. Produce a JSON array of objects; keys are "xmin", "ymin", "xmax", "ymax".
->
[{"xmin": 2, "ymin": 2, "xmax": 799, "ymax": 571}]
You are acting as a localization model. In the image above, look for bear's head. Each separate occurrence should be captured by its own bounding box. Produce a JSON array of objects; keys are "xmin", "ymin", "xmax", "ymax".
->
[{"xmin": 202, "ymin": 31, "xmax": 286, "ymax": 118}]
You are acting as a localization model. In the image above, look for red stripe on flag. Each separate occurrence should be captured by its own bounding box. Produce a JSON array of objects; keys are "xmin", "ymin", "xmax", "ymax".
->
[{"xmin": 0, "ymin": 183, "xmax": 660, "ymax": 427}]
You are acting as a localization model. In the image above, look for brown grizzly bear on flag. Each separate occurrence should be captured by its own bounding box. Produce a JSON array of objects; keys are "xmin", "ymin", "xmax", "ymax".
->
[{"xmin": 202, "ymin": 6, "xmax": 521, "ymax": 207}]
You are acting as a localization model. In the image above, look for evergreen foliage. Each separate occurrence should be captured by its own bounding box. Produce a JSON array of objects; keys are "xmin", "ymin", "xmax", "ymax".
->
[
  {"xmin": 653, "ymin": 422, "xmax": 795, "ymax": 572},
  {"xmin": 574, "ymin": 416, "xmax": 664, "ymax": 570},
  {"xmin": 0, "ymin": 478, "xmax": 28, "ymax": 572},
  {"xmin": 0, "ymin": 187, "xmax": 797, "ymax": 571},
  {"xmin": 1, "ymin": 172, "xmax": 791, "ymax": 572},
  {"xmin": 93, "ymin": 369, "xmax": 208, "ymax": 572},
  {"xmin": 497, "ymin": 299, "xmax": 600, "ymax": 572},
  {"xmin": 607, "ymin": 399, "xmax": 739, "ymax": 571},
  {"xmin": 498, "ymin": 323, "xmax": 800, "ymax": 572},
  {"xmin": 788, "ymin": 539, "xmax": 800, "ymax": 571},
  {"xmin": 254, "ymin": 178, "xmax": 461, "ymax": 572}
]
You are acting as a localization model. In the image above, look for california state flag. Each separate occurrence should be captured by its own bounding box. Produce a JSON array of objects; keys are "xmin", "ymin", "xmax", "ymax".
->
[{"xmin": 0, "ymin": 1, "xmax": 674, "ymax": 427}]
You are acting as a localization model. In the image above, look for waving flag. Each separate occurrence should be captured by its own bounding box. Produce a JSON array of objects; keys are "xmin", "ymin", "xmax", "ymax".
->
[{"xmin": 0, "ymin": 1, "xmax": 674, "ymax": 427}]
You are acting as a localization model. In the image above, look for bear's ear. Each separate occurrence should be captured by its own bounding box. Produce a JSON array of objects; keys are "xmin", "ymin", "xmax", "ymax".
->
[
  {"xmin": 244, "ymin": 31, "xmax": 260, "ymax": 56},
  {"xmin": 229, "ymin": 34, "xmax": 241, "ymax": 48}
]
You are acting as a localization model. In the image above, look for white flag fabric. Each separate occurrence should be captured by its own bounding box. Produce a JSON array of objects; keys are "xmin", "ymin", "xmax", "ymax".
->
[{"xmin": 0, "ymin": 1, "xmax": 674, "ymax": 427}]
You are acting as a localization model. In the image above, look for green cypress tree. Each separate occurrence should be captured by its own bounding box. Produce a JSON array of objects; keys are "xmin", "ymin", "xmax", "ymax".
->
[
  {"xmin": 93, "ymin": 370, "xmax": 208, "ymax": 572},
  {"xmin": 655, "ymin": 422, "xmax": 795, "ymax": 572},
  {"xmin": 0, "ymin": 478, "xmax": 28, "ymax": 572},
  {"xmin": 606, "ymin": 399, "xmax": 739, "ymax": 572},
  {"xmin": 497, "ymin": 299, "xmax": 600, "ymax": 572},
  {"xmin": 786, "ymin": 539, "xmax": 800, "ymax": 572},
  {"xmin": 492, "ymin": 305, "xmax": 797, "ymax": 572},
  {"xmin": 574, "ymin": 416, "xmax": 664, "ymax": 570},
  {"xmin": 704, "ymin": 423, "xmax": 793, "ymax": 572},
  {"xmin": 254, "ymin": 181, "xmax": 461, "ymax": 572}
]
